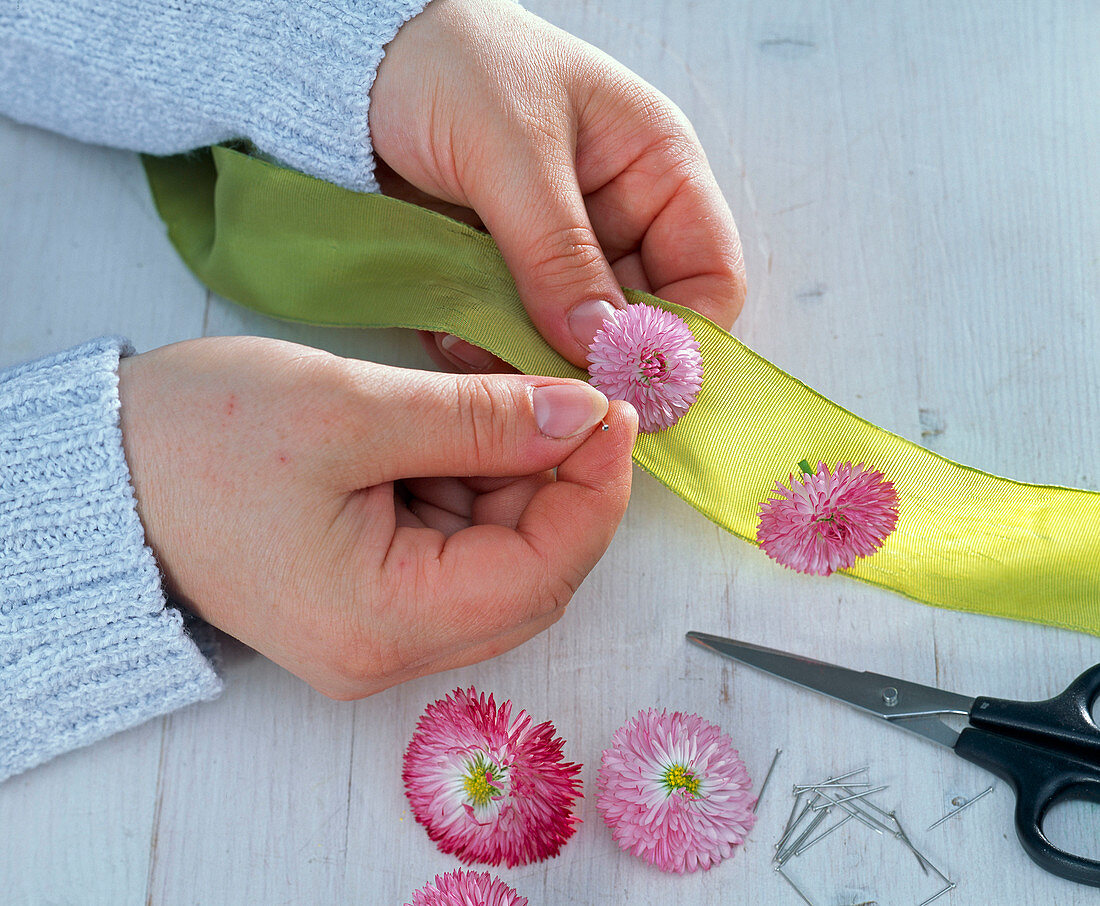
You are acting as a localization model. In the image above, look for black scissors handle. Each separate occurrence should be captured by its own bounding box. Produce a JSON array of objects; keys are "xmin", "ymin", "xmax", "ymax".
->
[{"xmin": 954, "ymin": 663, "xmax": 1100, "ymax": 887}]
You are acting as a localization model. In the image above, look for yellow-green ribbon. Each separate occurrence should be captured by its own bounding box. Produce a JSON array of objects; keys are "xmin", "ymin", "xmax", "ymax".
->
[{"xmin": 142, "ymin": 145, "xmax": 1100, "ymax": 635}]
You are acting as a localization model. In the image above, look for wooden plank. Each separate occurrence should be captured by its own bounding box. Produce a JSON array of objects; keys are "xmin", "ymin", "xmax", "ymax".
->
[{"xmin": 2, "ymin": 0, "xmax": 1098, "ymax": 902}]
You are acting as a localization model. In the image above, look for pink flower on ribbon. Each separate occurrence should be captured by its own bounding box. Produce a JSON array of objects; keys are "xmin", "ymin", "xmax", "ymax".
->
[
  {"xmin": 596, "ymin": 709, "xmax": 756, "ymax": 874},
  {"xmin": 586, "ymin": 303, "xmax": 703, "ymax": 433},
  {"xmin": 756, "ymin": 460, "xmax": 899, "ymax": 576},
  {"xmin": 406, "ymin": 869, "xmax": 528, "ymax": 906},
  {"xmin": 402, "ymin": 687, "xmax": 582, "ymax": 867}
]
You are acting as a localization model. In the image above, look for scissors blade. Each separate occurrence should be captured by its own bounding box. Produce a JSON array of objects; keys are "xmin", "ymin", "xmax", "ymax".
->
[{"xmin": 686, "ymin": 632, "xmax": 974, "ymax": 747}]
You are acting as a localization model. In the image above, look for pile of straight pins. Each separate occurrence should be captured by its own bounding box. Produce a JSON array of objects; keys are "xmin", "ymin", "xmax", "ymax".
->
[{"xmin": 770, "ymin": 764, "xmax": 958, "ymax": 906}]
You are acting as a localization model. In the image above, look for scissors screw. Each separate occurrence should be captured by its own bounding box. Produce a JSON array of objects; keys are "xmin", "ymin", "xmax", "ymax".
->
[{"xmin": 881, "ymin": 686, "xmax": 899, "ymax": 707}]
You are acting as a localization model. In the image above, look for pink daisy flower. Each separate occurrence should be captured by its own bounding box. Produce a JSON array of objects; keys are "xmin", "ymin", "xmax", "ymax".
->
[
  {"xmin": 402, "ymin": 688, "xmax": 582, "ymax": 867},
  {"xmin": 596, "ymin": 709, "xmax": 756, "ymax": 874},
  {"xmin": 756, "ymin": 460, "xmax": 899, "ymax": 576},
  {"xmin": 406, "ymin": 869, "xmax": 528, "ymax": 906},
  {"xmin": 586, "ymin": 303, "xmax": 703, "ymax": 433}
]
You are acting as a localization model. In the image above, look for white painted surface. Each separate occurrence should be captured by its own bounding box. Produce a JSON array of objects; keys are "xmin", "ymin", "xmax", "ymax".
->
[{"xmin": 2, "ymin": 1, "xmax": 1098, "ymax": 903}]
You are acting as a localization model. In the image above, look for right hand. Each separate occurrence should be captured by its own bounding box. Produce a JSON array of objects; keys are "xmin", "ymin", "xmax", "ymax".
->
[
  {"xmin": 117, "ymin": 336, "xmax": 637, "ymax": 699},
  {"xmin": 370, "ymin": 0, "xmax": 746, "ymax": 374}
]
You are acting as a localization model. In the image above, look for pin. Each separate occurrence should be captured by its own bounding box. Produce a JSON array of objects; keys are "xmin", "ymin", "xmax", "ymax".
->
[
  {"xmin": 810, "ymin": 785, "xmax": 888, "ymax": 811},
  {"xmin": 818, "ymin": 766, "xmax": 869, "ymax": 785},
  {"xmin": 918, "ymin": 881, "xmax": 956, "ymax": 906},
  {"xmin": 793, "ymin": 781, "xmax": 872, "ymax": 792},
  {"xmin": 600, "ymin": 421, "xmax": 610, "ymax": 431},
  {"xmin": 775, "ymin": 798, "xmax": 814, "ymax": 857},
  {"xmin": 777, "ymin": 808, "xmax": 830, "ymax": 865},
  {"xmin": 837, "ymin": 784, "xmax": 894, "ymax": 821},
  {"xmin": 779, "ymin": 790, "xmax": 804, "ymax": 843},
  {"xmin": 775, "ymin": 864, "xmax": 816, "ymax": 906},
  {"xmin": 928, "ymin": 785, "xmax": 994, "ymax": 831},
  {"xmin": 754, "ymin": 748, "xmax": 782, "ymax": 813},
  {"xmin": 889, "ymin": 812, "xmax": 931, "ymax": 874},
  {"xmin": 792, "ymin": 812, "xmax": 853, "ymax": 856},
  {"xmin": 811, "ymin": 786, "xmax": 887, "ymax": 835}
]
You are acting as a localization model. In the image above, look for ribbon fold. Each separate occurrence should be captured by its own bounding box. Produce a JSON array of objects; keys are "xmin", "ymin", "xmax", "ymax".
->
[{"xmin": 142, "ymin": 146, "xmax": 1100, "ymax": 635}]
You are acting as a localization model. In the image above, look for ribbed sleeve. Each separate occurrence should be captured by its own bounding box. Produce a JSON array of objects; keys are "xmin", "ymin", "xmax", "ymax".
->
[
  {"xmin": 0, "ymin": 0, "xmax": 432, "ymax": 192},
  {"xmin": 0, "ymin": 338, "xmax": 223, "ymax": 783}
]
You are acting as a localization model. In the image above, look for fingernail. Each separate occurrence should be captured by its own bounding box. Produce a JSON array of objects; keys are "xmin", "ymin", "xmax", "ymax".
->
[
  {"xmin": 440, "ymin": 334, "xmax": 495, "ymax": 371},
  {"xmin": 532, "ymin": 383, "xmax": 609, "ymax": 438},
  {"xmin": 568, "ymin": 299, "xmax": 618, "ymax": 350}
]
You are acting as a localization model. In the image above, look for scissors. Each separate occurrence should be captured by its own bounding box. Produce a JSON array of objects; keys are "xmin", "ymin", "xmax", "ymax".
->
[{"xmin": 686, "ymin": 631, "xmax": 1100, "ymax": 887}]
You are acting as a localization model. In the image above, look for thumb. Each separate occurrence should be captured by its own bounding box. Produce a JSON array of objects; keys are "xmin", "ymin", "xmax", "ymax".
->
[
  {"xmin": 333, "ymin": 367, "xmax": 612, "ymax": 487},
  {"xmin": 472, "ymin": 143, "xmax": 626, "ymax": 368}
]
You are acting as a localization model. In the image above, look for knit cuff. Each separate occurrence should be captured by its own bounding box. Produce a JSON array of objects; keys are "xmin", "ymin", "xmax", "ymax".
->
[
  {"xmin": 1, "ymin": 0, "xmax": 433, "ymax": 193},
  {"xmin": 0, "ymin": 338, "xmax": 223, "ymax": 783},
  {"xmin": 248, "ymin": 0, "xmax": 435, "ymax": 193}
]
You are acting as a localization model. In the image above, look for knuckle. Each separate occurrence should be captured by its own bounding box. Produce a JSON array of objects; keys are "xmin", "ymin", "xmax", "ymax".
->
[
  {"xmin": 455, "ymin": 376, "xmax": 514, "ymax": 467},
  {"xmin": 529, "ymin": 566, "xmax": 583, "ymax": 621},
  {"xmin": 524, "ymin": 225, "xmax": 607, "ymax": 291}
]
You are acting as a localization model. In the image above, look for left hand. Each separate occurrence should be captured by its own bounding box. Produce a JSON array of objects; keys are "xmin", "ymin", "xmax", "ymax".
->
[
  {"xmin": 117, "ymin": 336, "xmax": 637, "ymax": 699},
  {"xmin": 369, "ymin": 0, "xmax": 746, "ymax": 373}
]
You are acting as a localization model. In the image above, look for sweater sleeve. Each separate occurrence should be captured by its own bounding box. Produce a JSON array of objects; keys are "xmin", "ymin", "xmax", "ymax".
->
[
  {"xmin": 0, "ymin": 0, "xmax": 431, "ymax": 193},
  {"xmin": 0, "ymin": 338, "xmax": 223, "ymax": 783}
]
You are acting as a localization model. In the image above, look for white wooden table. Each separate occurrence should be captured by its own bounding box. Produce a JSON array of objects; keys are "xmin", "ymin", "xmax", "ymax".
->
[{"xmin": 3, "ymin": 2, "xmax": 1098, "ymax": 903}]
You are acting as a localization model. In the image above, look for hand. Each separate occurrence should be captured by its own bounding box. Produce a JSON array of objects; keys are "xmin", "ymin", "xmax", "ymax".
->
[
  {"xmin": 117, "ymin": 336, "xmax": 636, "ymax": 699},
  {"xmin": 369, "ymin": 0, "xmax": 745, "ymax": 373}
]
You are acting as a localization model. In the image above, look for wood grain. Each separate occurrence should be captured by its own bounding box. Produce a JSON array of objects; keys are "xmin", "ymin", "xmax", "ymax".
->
[{"xmin": 2, "ymin": 1, "xmax": 1098, "ymax": 903}]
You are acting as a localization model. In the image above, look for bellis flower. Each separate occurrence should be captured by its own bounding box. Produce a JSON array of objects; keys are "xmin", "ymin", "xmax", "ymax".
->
[
  {"xmin": 597, "ymin": 709, "xmax": 756, "ymax": 873},
  {"xmin": 402, "ymin": 688, "xmax": 582, "ymax": 867},
  {"xmin": 406, "ymin": 869, "xmax": 528, "ymax": 906},
  {"xmin": 756, "ymin": 460, "xmax": 899, "ymax": 576},
  {"xmin": 587, "ymin": 303, "xmax": 703, "ymax": 433}
]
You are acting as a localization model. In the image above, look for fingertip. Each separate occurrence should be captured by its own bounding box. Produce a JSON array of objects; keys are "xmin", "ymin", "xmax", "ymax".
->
[
  {"xmin": 608, "ymin": 397, "xmax": 639, "ymax": 440},
  {"xmin": 567, "ymin": 298, "xmax": 624, "ymax": 358},
  {"xmin": 551, "ymin": 397, "xmax": 636, "ymax": 505},
  {"xmin": 440, "ymin": 334, "xmax": 499, "ymax": 372}
]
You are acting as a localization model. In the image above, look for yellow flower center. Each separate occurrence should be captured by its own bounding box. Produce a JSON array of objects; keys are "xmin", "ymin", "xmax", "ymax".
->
[
  {"xmin": 663, "ymin": 763, "xmax": 700, "ymax": 797},
  {"xmin": 462, "ymin": 755, "xmax": 503, "ymax": 807}
]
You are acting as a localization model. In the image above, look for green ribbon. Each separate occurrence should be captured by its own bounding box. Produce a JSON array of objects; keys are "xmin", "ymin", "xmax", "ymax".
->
[{"xmin": 142, "ymin": 145, "xmax": 1100, "ymax": 635}]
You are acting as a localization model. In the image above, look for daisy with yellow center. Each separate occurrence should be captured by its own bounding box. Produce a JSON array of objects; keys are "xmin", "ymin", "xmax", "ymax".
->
[
  {"xmin": 403, "ymin": 688, "xmax": 582, "ymax": 868},
  {"xmin": 597, "ymin": 708, "xmax": 757, "ymax": 873}
]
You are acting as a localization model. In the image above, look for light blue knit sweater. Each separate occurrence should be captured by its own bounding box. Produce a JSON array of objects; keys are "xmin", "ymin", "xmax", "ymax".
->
[{"xmin": 0, "ymin": 0, "xmax": 431, "ymax": 781}]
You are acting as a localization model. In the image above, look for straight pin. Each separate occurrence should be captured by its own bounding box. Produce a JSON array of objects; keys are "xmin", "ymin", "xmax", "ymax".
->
[
  {"xmin": 811, "ymin": 787, "xmax": 887, "ymax": 835},
  {"xmin": 775, "ymin": 865, "xmax": 816, "ymax": 906},
  {"xmin": 838, "ymin": 784, "xmax": 894, "ymax": 821},
  {"xmin": 889, "ymin": 812, "xmax": 931, "ymax": 874},
  {"xmin": 775, "ymin": 799, "xmax": 812, "ymax": 856},
  {"xmin": 810, "ymin": 785, "xmax": 888, "ymax": 810},
  {"xmin": 918, "ymin": 881, "xmax": 956, "ymax": 906},
  {"xmin": 777, "ymin": 809, "xmax": 829, "ymax": 864},
  {"xmin": 778, "ymin": 791, "xmax": 805, "ymax": 849},
  {"xmin": 819, "ymin": 766, "xmax": 869, "ymax": 785},
  {"xmin": 754, "ymin": 748, "xmax": 782, "ymax": 813},
  {"xmin": 792, "ymin": 813, "xmax": 854, "ymax": 856},
  {"xmin": 928, "ymin": 785, "xmax": 994, "ymax": 831},
  {"xmin": 922, "ymin": 853, "xmax": 952, "ymax": 886}
]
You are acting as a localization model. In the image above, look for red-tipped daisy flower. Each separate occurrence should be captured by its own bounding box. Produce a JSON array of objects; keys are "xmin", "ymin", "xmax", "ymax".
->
[
  {"xmin": 586, "ymin": 302, "xmax": 703, "ymax": 433},
  {"xmin": 597, "ymin": 709, "xmax": 756, "ymax": 874},
  {"xmin": 756, "ymin": 460, "xmax": 899, "ymax": 576},
  {"xmin": 402, "ymin": 688, "xmax": 582, "ymax": 867},
  {"xmin": 406, "ymin": 869, "xmax": 528, "ymax": 906}
]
